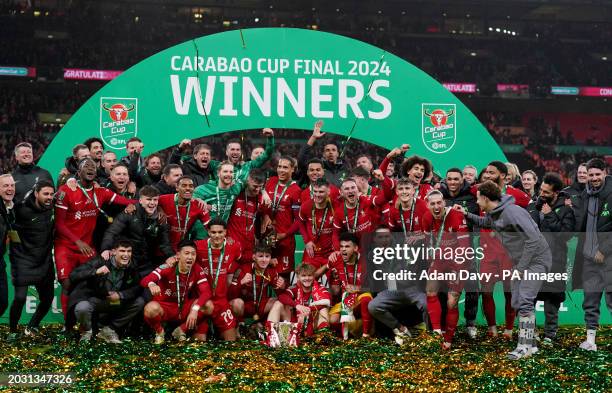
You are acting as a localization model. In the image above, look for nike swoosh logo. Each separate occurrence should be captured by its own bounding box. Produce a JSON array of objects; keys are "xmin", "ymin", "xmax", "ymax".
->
[{"xmin": 75, "ymin": 201, "xmax": 82, "ymax": 205}]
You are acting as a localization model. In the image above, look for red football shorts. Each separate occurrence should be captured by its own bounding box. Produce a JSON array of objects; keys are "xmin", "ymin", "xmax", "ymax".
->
[
  {"xmin": 54, "ymin": 243, "xmax": 93, "ymax": 281},
  {"xmin": 211, "ymin": 298, "xmax": 237, "ymax": 332}
]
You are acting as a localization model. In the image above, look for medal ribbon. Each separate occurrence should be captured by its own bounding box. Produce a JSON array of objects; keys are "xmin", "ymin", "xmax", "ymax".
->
[
  {"xmin": 174, "ymin": 194, "xmax": 191, "ymax": 238},
  {"xmin": 344, "ymin": 199, "xmax": 360, "ymax": 233},
  {"xmin": 208, "ymin": 239, "xmax": 227, "ymax": 296}
]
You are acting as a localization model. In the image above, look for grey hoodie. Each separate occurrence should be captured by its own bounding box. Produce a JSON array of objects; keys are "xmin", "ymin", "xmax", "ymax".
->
[{"xmin": 466, "ymin": 195, "xmax": 552, "ymax": 271}]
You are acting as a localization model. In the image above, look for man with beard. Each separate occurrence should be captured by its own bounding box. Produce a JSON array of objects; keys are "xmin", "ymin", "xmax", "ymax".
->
[
  {"xmin": 55, "ymin": 158, "xmax": 136, "ymax": 318},
  {"xmin": 300, "ymin": 158, "xmax": 340, "ymax": 203},
  {"xmin": 7, "ymin": 181, "xmax": 55, "ymax": 340},
  {"xmin": 422, "ymin": 190, "xmax": 470, "ymax": 350},
  {"xmin": 138, "ymin": 154, "xmax": 163, "ymax": 186},
  {"xmin": 455, "ymin": 181, "xmax": 552, "ymax": 360},
  {"xmin": 263, "ymin": 157, "xmax": 302, "ymax": 279},
  {"xmin": 298, "ymin": 121, "xmax": 350, "ymax": 187},
  {"xmin": 299, "ymin": 179, "xmax": 336, "ymax": 271},
  {"xmin": 530, "ymin": 173, "xmax": 575, "ymax": 344},
  {"xmin": 227, "ymin": 169, "xmax": 267, "ymax": 265},
  {"xmin": 69, "ymin": 239, "xmax": 144, "ymax": 343},
  {"xmin": 572, "ymin": 158, "xmax": 612, "ymax": 351},
  {"xmin": 158, "ymin": 176, "xmax": 210, "ymax": 250},
  {"xmin": 92, "ymin": 163, "xmax": 137, "ymax": 250},
  {"xmin": 11, "ymin": 142, "xmax": 52, "ymax": 203},
  {"xmin": 192, "ymin": 162, "xmax": 251, "ymax": 240},
  {"xmin": 440, "ymin": 168, "xmax": 480, "ymax": 339},
  {"xmin": 0, "ymin": 174, "xmax": 15, "ymax": 319},
  {"xmin": 170, "ymin": 140, "xmax": 213, "ymax": 186},
  {"xmin": 84, "ymin": 138, "xmax": 106, "ymax": 182},
  {"xmin": 209, "ymin": 128, "xmax": 275, "ymax": 182},
  {"xmin": 154, "ymin": 164, "xmax": 183, "ymax": 195},
  {"xmin": 476, "ymin": 161, "xmax": 531, "ymax": 208},
  {"xmin": 101, "ymin": 185, "xmax": 175, "ymax": 278}
]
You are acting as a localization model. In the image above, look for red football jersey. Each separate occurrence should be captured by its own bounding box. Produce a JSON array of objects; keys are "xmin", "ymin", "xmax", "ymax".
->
[
  {"xmin": 415, "ymin": 183, "xmax": 434, "ymax": 202},
  {"xmin": 227, "ymin": 190, "xmax": 264, "ymax": 264},
  {"xmin": 421, "ymin": 208, "xmax": 470, "ymax": 251},
  {"xmin": 195, "ymin": 238, "xmax": 242, "ymax": 299},
  {"xmin": 140, "ymin": 263, "xmax": 212, "ymax": 307},
  {"xmin": 300, "ymin": 184, "xmax": 341, "ymax": 205},
  {"xmin": 264, "ymin": 177, "xmax": 301, "ymax": 235},
  {"xmin": 298, "ymin": 199, "xmax": 335, "ymax": 258},
  {"xmin": 229, "ymin": 264, "xmax": 282, "ymax": 302},
  {"xmin": 279, "ymin": 281, "xmax": 331, "ymax": 309},
  {"xmin": 332, "ymin": 195, "xmax": 379, "ymax": 249},
  {"xmin": 388, "ymin": 198, "xmax": 429, "ymax": 233},
  {"xmin": 469, "ymin": 184, "xmax": 531, "ymax": 209},
  {"xmin": 158, "ymin": 194, "xmax": 211, "ymax": 250},
  {"xmin": 55, "ymin": 184, "xmax": 131, "ymax": 249},
  {"xmin": 327, "ymin": 254, "xmax": 364, "ymax": 290}
]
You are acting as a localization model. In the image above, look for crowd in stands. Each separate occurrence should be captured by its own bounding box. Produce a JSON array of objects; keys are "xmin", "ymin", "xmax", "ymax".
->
[{"xmin": 1, "ymin": 2, "xmax": 612, "ymax": 88}]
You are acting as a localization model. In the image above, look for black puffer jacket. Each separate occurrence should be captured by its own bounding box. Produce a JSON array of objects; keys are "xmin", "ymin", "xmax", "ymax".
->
[
  {"xmin": 572, "ymin": 176, "xmax": 612, "ymax": 290},
  {"xmin": 440, "ymin": 180, "xmax": 479, "ymax": 230},
  {"xmin": 68, "ymin": 256, "xmax": 142, "ymax": 313},
  {"xmin": 0, "ymin": 200, "xmax": 10, "ymax": 270},
  {"xmin": 8, "ymin": 193, "xmax": 55, "ymax": 286},
  {"xmin": 12, "ymin": 164, "xmax": 53, "ymax": 203},
  {"xmin": 169, "ymin": 149, "xmax": 212, "ymax": 187},
  {"xmin": 529, "ymin": 191, "xmax": 576, "ymax": 295},
  {"xmin": 153, "ymin": 180, "xmax": 176, "ymax": 195},
  {"xmin": 100, "ymin": 205, "xmax": 174, "ymax": 274},
  {"xmin": 563, "ymin": 173, "xmax": 586, "ymax": 213}
]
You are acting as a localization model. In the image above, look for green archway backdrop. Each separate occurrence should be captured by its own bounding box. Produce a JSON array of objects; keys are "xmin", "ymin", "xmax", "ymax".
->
[
  {"xmin": 11, "ymin": 28, "xmax": 606, "ymax": 326},
  {"xmin": 39, "ymin": 27, "xmax": 504, "ymax": 175}
]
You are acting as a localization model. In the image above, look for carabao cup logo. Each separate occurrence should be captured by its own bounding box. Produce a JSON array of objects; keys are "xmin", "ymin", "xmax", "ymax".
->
[
  {"xmin": 99, "ymin": 97, "xmax": 138, "ymax": 150},
  {"xmin": 422, "ymin": 103, "xmax": 456, "ymax": 154}
]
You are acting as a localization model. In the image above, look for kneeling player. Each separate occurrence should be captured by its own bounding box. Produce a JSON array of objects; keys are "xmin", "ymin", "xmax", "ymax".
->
[
  {"xmin": 324, "ymin": 233, "xmax": 373, "ymax": 339},
  {"xmin": 268, "ymin": 263, "xmax": 330, "ymax": 336},
  {"xmin": 141, "ymin": 240, "xmax": 213, "ymax": 344},
  {"xmin": 229, "ymin": 244, "xmax": 285, "ymax": 322},
  {"xmin": 195, "ymin": 218, "xmax": 242, "ymax": 341}
]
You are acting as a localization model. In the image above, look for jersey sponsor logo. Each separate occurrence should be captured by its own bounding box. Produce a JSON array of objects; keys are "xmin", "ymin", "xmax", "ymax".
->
[
  {"xmin": 100, "ymin": 97, "xmax": 138, "ymax": 150},
  {"xmin": 422, "ymin": 103, "xmax": 456, "ymax": 154}
]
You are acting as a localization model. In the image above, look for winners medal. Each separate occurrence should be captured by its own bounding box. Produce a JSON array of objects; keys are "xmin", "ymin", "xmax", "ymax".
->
[
  {"xmin": 253, "ymin": 314, "xmax": 260, "ymax": 321},
  {"xmin": 107, "ymin": 216, "xmax": 113, "ymax": 224},
  {"xmin": 262, "ymin": 225, "xmax": 278, "ymax": 248}
]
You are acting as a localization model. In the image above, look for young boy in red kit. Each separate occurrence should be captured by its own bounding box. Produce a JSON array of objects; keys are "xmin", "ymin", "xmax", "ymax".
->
[
  {"xmin": 229, "ymin": 244, "xmax": 285, "ymax": 322},
  {"xmin": 141, "ymin": 240, "xmax": 213, "ymax": 344},
  {"xmin": 194, "ymin": 217, "xmax": 242, "ymax": 341},
  {"xmin": 320, "ymin": 232, "xmax": 373, "ymax": 339},
  {"xmin": 267, "ymin": 263, "xmax": 331, "ymax": 336}
]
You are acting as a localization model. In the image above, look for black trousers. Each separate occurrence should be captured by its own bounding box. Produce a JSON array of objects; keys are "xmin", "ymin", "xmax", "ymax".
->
[
  {"xmin": 0, "ymin": 262, "xmax": 8, "ymax": 319},
  {"xmin": 9, "ymin": 277, "xmax": 55, "ymax": 331}
]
